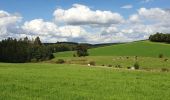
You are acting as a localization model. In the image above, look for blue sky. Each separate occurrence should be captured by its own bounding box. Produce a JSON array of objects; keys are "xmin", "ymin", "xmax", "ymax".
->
[
  {"xmin": 0, "ymin": 0, "xmax": 170, "ymax": 43},
  {"xmin": 0, "ymin": 0, "xmax": 169, "ymax": 21}
]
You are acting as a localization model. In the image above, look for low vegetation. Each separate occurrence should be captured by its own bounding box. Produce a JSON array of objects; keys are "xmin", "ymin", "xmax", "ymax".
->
[
  {"xmin": 134, "ymin": 62, "xmax": 140, "ymax": 69},
  {"xmin": 56, "ymin": 59, "xmax": 65, "ymax": 64}
]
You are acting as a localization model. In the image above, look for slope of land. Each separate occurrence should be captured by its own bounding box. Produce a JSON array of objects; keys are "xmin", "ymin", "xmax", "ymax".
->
[
  {"xmin": 53, "ymin": 41, "xmax": 170, "ymax": 69},
  {"xmin": 56, "ymin": 41, "xmax": 170, "ymax": 57}
]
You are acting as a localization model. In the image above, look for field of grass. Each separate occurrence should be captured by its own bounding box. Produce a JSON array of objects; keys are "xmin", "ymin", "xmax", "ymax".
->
[
  {"xmin": 53, "ymin": 41, "xmax": 170, "ymax": 70},
  {"xmin": 56, "ymin": 41, "xmax": 170, "ymax": 57},
  {"xmin": 52, "ymin": 56, "xmax": 170, "ymax": 70},
  {"xmin": 0, "ymin": 63, "xmax": 170, "ymax": 100}
]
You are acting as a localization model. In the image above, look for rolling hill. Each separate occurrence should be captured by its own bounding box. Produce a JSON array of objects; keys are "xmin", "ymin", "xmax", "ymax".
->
[{"xmin": 56, "ymin": 41, "xmax": 170, "ymax": 57}]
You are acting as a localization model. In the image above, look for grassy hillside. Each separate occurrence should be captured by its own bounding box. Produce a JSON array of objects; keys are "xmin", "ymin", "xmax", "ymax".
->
[
  {"xmin": 0, "ymin": 63, "xmax": 170, "ymax": 100},
  {"xmin": 56, "ymin": 41, "xmax": 170, "ymax": 57},
  {"xmin": 52, "ymin": 56, "xmax": 170, "ymax": 69}
]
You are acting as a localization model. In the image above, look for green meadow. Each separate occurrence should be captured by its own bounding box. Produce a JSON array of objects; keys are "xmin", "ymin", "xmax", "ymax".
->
[
  {"xmin": 53, "ymin": 41, "xmax": 170, "ymax": 70},
  {"xmin": 52, "ymin": 56, "xmax": 170, "ymax": 70},
  {"xmin": 1, "ymin": 41, "xmax": 170, "ymax": 100},
  {"xmin": 56, "ymin": 41, "xmax": 170, "ymax": 57},
  {"xmin": 0, "ymin": 63, "xmax": 170, "ymax": 100}
]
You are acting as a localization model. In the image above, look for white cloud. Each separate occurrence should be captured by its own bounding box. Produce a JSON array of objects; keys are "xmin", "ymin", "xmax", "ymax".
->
[
  {"xmin": 141, "ymin": 0, "xmax": 154, "ymax": 3},
  {"xmin": 128, "ymin": 14, "xmax": 141, "ymax": 23},
  {"xmin": 53, "ymin": 4, "xmax": 124, "ymax": 26},
  {"xmin": 100, "ymin": 7, "xmax": 170, "ymax": 42},
  {"xmin": 138, "ymin": 8, "xmax": 170, "ymax": 22},
  {"xmin": 22, "ymin": 19, "xmax": 59, "ymax": 36},
  {"xmin": 22, "ymin": 19, "xmax": 88, "ymax": 43},
  {"xmin": 121, "ymin": 5, "xmax": 133, "ymax": 9},
  {"xmin": 1, "ymin": 4, "xmax": 170, "ymax": 44},
  {"xmin": 0, "ymin": 10, "xmax": 22, "ymax": 39}
]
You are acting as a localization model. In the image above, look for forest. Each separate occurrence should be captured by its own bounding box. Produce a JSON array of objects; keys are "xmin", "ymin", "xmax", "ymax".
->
[{"xmin": 0, "ymin": 37, "xmax": 54, "ymax": 63}]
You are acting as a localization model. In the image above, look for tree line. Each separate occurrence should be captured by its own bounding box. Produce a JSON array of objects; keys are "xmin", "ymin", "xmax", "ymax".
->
[
  {"xmin": 0, "ymin": 37, "xmax": 90, "ymax": 63},
  {"xmin": 149, "ymin": 32, "xmax": 170, "ymax": 43},
  {"xmin": 0, "ymin": 37, "xmax": 54, "ymax": 63}
]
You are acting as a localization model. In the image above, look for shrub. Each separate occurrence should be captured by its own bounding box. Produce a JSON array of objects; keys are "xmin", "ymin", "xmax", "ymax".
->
[
  {"xmin": 164, "ymin": 58, "xmax": 168, "ymax": 62},
  {"xmin": 161, "ymin": 68, "xmax": 169, "ymax": 72},
  {"xmin": 30, "ymin": 58, "xmax": 38, "ymax": 62},
  {"xmin": 76, "ymin": 44, "xmax": 89, "ymax": 57},
  {"xmin": 108, "ymin": 64, "xmax": 112, "ymax": 67},
  {"xmin": 159, "ymin": 54, "xmax": 164, "ymax": 58},
  {"xmin": 135, "ymin": 56, "xmax": 138, "ymax": 60},
  {"xmin": 127, "ymin": 67, "xmax": 131, "ymax": 69},
  {"xmin": 134, "ymin": 62, "xmax": 139, "ymax": 69},
  {"xmin": 49, "ymin": 54, "xmax": 55, "ymax": 59},
  {"xmin": 101, "ymin": 64, "xmax": 105, "ymax": 66},
  {"xmin": 56, "ymin": 59, "xmax": 65, "ymax": 64},
  {"xmin": 89, "ymin": 61, "xmax": 95, "ymax": 66},
  {"xmin": 126, "ymin": 57, "xmax": 129, "ymax": 59},
  {"xmin": 73, "ymin": 54, "xmax": 76, "ymax": 57},
  {"xmin": 115, "ymin": 64, "xmax": 121, "ymax": 68}
]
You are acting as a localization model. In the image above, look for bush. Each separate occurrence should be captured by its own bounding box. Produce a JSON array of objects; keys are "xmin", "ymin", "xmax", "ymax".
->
[
  {"xmin": 127, "ymin": 67, "xmax": 131, "ymax": 69},
  {"xmin": 134, "ymin": 62, "xmax": 139, "ymax": 69},
  {"xmin": 30, "ymin": 58, "xmax": 38, "ymax": 62},
  {"xmin": 164, "ymin": 58, "xmax": 168, "ymax": 62},
  {"xmin": 108, "ymin": 64, "xmax": 112, "ymax": 67},
  {"xmin": 56, "ymin": 59, "xmax": 65, "ymax": 64},
  {"xmin": 161, "ymin": 68, "xmax": 169, "ymax": 72},
  {"xmin": 115, "ymin": 64, "xmax": 121, "ymax": 68},
  {"xmin": 101, "ymin": 64, "xmax": 105, "ymax": 66},
  {"xmin": 73, "ymin": 54, "xmax": 76, "ymax": 57},
  {"xmin": 159, "ymin": 54, "xmax": 164, "ymax": 58},
  {"xmin": 135, "ymin": 56, "xmax": 138, "ymax": 60},
  {"xmin": 76, "ymin": 44, "xmax": 89, "ymax": 57},
  {"xmin": 89, "ymin": 61, "xmax": 95, "ymax": 66}
]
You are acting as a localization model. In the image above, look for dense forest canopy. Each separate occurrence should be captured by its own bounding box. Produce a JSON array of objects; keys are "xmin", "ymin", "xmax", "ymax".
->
[
  {"xmin": 0, "ymin": 37, "xmax": 54, "ymax": 63},
  {"xmin": 0, "ymin": 37, "xmax": 92, "ymax": 63},
  {"xmin": 149, "ymin": 32, "xmax": 170, "ymax": 43}
]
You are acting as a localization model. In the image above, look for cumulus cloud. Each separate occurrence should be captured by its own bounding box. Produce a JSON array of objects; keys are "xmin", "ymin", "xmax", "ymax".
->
[
  {"xmin": 99, "ymin": 7, "xmax": 170, "ymax": 42},
  {"xmin": 53, "ymin": 4, "xmax": 124, "ymax": 26},
  {"xmin": 1, "ymin": 4, "xmax": 170, "ymax": 44},
  {"xmin": 0, "ymin": 10, "xmax": 22, "ymax": 39},
  {"xmin": 22, "ymin": 19, "xmax": 88, "ymax": 42},
  {"xmin": 138, "ymin": 8, "xmax": 170, "ymax": 22},
  {"xmin": 121, "ymin": 5, "xmax": 133, "ymax": 9},
  {"xmin": 128, "ymin": 14, "xmax": 141, "ymax": 23},
  {"xmin": 141, "ymin": 0, "xmax": 154, "ymax": 3}
]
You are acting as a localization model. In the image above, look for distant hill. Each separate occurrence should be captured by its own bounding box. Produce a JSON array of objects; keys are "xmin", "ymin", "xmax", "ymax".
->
[
  {"xmin": 44, "ymin": 42, "xmax": 121, "ymax": 48},
  {"xmin": 56, "ymin": 41, "xmax": 170, "ymax": 57}
]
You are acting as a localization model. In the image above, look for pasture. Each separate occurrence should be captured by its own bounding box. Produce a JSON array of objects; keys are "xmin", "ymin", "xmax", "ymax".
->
[
  {"xmin": 0, "ymin": 63, "xmax": 170, "ymax": 100},
  {"xmin": 56, "ymin": 41, "xmax": 170, "ymax": 57},
  {"xmin": 53, "ymin": 41, "xmax": 170, "ymax": 70}
]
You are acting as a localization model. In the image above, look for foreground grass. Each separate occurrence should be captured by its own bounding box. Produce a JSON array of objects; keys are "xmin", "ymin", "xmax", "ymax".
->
[{"xmin": 0, "ymin": 63, "xmax": 170, "ymax": 100}]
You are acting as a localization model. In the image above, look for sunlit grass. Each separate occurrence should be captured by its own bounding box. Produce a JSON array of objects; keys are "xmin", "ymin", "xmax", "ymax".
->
[{"xmin": 0, "ymin": 63, "xmax": 170, "ymax": 100}]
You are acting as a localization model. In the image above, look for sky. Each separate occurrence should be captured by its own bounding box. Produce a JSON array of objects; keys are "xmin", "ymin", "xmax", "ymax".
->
[{"xmin": 0, "ymin": 0, "xmax": 170, "ymax": 43}]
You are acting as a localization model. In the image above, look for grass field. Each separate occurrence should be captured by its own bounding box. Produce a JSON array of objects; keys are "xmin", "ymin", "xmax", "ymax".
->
[
  {"xmin": 52, "ymin": 56, "xmax": 170, "ymax": 70},
  {"xmin": 1, "ymin": 41, "xmax": 170, "ymax": 100},
  {"xmin": 0, "ymin": 63, "xmax": 170, "ymax": 100},
  {"xmin": 53, "ymin": 41, "xmax": 170, "ymax": 70},
  {"xmin": 56, "ymin": 41, "xmax": 170, "ymax": 57}
]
